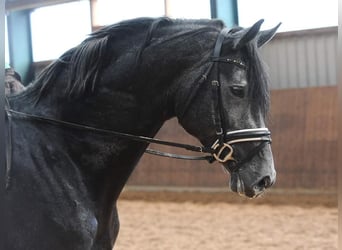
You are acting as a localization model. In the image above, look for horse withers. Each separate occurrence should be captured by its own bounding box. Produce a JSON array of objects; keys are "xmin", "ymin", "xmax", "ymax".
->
[{"xmin": 4, "ymin": 18, "xmax": 279, "ymax": 249}]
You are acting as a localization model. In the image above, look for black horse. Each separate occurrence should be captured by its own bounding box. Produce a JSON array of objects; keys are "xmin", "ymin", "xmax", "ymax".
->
[{"xmin": 4, "ymin": 17, "xmax": 279, "ymax": 249}]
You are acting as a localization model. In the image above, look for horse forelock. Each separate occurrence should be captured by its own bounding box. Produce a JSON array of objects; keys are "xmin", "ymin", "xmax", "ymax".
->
[{"xmin": 244, "ymin": 42, "xmax": 270, "ymax": 118}]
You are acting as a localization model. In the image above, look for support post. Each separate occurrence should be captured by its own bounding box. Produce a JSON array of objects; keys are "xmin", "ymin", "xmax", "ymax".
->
[
  {"xmin": 211, "ymin": 0, "xmax": 238, "ymax": 28},
  {"xmin": 7, "ymin": 10, "xmax": 34, "ymax": 85}
]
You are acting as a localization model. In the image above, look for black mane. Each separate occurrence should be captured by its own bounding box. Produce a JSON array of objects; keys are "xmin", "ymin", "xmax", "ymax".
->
[
  {"xmin": 34, "ymin": 17, "xmax": 223, "ymax": 99},
  {"xmin": 32, "ymin": 17, "xmax": 269, "ymax": 116}
]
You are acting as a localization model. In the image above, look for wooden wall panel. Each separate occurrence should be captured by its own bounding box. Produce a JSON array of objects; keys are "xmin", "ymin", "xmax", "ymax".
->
[
  {"xmin": 270, "ymin": 86, "xmax": 337, "ymax": 189},
  {"xmin": 128, "ymin": 86, "xmax": 337, "ymax": 190}
]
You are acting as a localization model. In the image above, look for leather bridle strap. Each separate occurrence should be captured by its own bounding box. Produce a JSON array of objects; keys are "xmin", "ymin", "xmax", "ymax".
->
[
  {"xmin": 5, "ymin": 98, "xmax": 13, "ymax": 189},
  {"xmin": 210, "ymin": 128, "xmax": 271, "ymax": 164},
  {"xmin": 210, "ymin": 28, "xmax": 230, "ymax": 144},
  {"xmin": 213, "ymin": 28, "xmax": 230, "ymax": 59}
]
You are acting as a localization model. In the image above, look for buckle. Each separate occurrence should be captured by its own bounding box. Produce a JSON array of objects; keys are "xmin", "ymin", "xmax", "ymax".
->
[
  {"xmin": 211, "ymin": 80, "xmax": 219, "ymax": 86},
  {"xmin": 211, "ymin": 141, "xmax": 234, "ymax": 163}
]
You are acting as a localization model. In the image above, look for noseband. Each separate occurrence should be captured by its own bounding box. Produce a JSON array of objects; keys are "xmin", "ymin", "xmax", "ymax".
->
[{"xmin": 5, "ymin": 28, "xmax": 271, "ymax": 175}]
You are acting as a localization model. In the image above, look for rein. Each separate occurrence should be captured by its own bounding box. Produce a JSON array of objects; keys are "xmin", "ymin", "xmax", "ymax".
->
[
  {"xmin": 5, "ymin": 107, "xmax": 270, "ymax": 166},
  {"xmin": 4, "ymin": 108, "xmax": 215, "ymax": 161}
]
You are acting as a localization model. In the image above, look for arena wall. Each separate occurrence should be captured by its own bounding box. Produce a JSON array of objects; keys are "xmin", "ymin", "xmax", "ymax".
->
[{"xmin": 128, "ymin": 86, "xmax": 337, "ymax": 190}]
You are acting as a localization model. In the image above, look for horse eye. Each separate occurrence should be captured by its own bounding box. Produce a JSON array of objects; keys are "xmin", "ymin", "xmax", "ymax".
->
[{"xmin": 230, "ymin": 86, "xmax": 245, "ymax": 98}]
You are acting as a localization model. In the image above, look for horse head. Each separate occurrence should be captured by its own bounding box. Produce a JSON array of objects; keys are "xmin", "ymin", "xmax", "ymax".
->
[{"xmin": 176, "ymin": 20, "xmax": 280, "ymax": 198}]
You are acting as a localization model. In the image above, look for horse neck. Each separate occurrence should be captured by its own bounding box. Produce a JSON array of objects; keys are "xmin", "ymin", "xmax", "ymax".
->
[
  {"xmin": 8, "ymin": 60, "xmax": 174, "ymax": 198},
  {"xmin": 7, "ymin": 23, "xmax": 217, "ymax": 198}
]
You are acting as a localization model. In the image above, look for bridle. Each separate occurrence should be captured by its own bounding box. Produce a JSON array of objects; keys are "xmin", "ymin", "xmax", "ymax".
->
[{"xmin": 5, "ymin": 27, "xmax": 271, "ymax": 178}]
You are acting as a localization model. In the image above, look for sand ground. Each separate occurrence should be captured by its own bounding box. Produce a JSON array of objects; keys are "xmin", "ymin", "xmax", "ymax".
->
[{"xmin": 114, "ymin": 190, "xmax": 337, "ymax": 250}]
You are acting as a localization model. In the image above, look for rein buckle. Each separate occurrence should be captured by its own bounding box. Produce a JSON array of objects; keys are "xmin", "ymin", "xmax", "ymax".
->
[{"xmin": 211, "ymin": 141, "xmax": 234, "ymax": 163}]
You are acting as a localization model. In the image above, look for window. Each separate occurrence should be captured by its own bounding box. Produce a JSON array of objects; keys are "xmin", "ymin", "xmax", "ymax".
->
[
  {"xmin": 92, "ymin": 0, "xmax": 211, "ymax": 26},
  {"xmin": 238, "ymin": 0, "xmax": 337, "ymax": 32},
  {"xmin": 93, "ymin": 0, "xmax": 165, "ymax": 26},
  {"xmin": 166, "ymin": 0, "xmax": 211, "ymax": 19},
  {"xmin": 5, "ymin": 16, "xmax": 10, "ymax": 67},
  {"xmin": 30, "ymin": 0, "xmax": 91, "ymax": 61}
]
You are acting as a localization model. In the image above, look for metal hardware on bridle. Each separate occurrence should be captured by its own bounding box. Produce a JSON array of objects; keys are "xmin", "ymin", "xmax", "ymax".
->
[{"xmin": 4, "ymin": 27, "xmax": 271, "ymax": 170}]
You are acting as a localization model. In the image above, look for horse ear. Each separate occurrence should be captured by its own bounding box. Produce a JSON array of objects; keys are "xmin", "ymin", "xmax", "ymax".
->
[
  {"xmin": 257, "ymin": 23, "xmax": 282, "ymax": 48},
  {"xmin": 232, "ymin": 19, "xmax": 264, "ymax": 49}
]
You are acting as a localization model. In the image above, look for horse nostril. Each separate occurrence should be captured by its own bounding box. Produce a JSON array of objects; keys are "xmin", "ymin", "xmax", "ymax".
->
[{"xmin": 257, "ymin": 176, "xmax": 273, "ymax": 189}]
